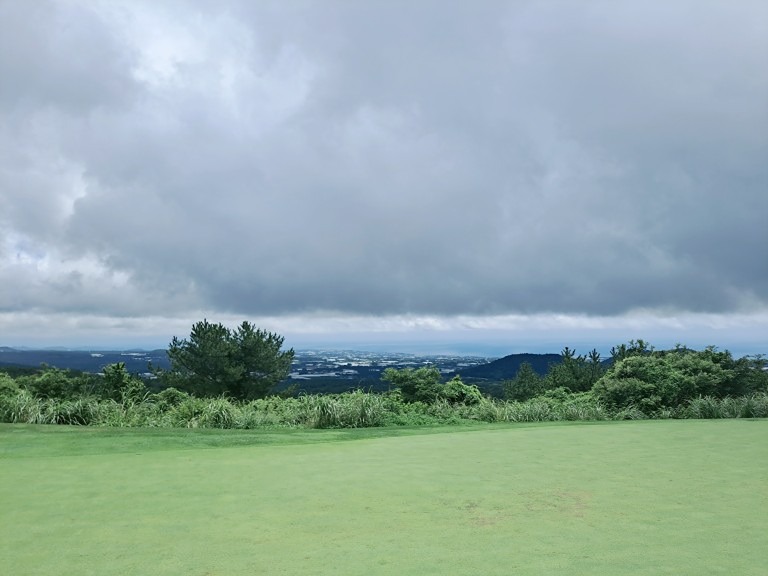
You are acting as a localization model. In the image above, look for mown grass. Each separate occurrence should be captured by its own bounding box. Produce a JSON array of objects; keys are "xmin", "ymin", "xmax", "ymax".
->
[{"xmin": 1, "ymin": 420, "xmax": 767, "ymax": 575}]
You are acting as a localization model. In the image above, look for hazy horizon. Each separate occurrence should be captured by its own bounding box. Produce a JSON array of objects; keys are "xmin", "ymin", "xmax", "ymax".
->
[{"xmin": 4, "ymin": 322, "xmax": 766, "ymax": 359}]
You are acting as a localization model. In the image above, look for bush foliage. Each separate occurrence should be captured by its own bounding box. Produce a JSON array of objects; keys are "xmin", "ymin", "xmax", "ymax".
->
[
  {"xmin": 593, "ymin": 346, "xmax": 768, "ymax": 411},
  {"xmin": 2, "ymin": 341, "xmax": 766, "ymax": 429}
]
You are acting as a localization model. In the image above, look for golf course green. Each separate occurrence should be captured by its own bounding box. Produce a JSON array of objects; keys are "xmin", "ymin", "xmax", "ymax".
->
[{"xmin": 2, "ymin": 420, "xmax": 766, "ymax": 575}]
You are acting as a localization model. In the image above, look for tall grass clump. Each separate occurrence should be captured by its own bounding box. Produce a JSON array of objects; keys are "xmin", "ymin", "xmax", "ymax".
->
[
  {"xmin": 613, "ymin": 406, "xmax": 649, "ymax": 420},
  {"xmin": 293, "ymin": 391, "xmax": 387, "ymax": 428},
  {"xmin": 198, "ymin": 397, "xmax": 241, "ymax": 429},
  {"xmin": 165, "ymin": 396, "xmax": 209, "ymax": 428},
  {"xmin": 0, "ymin": 389, "xmax": 46, "ymax": 424},
  {"xmin": 685, "ymin": 396, "xmax": 728, "ymax": 419},
  {"xmin": 739, "ymin": 392, "xmax": 768, "ymax": 418},
  {"xmin": 558, "ymin": 397, "xmax": 610, "ymax": 421},
  {"xmin": 379, "ymin": 396, "xmax": 446, "ymax": 426},
  {"xmin": 237, "ymin": 400, "xmax": 287, "ymax": 428},
  {"xmin": 457, "ymin": 390, "xmax": 611, "ymax": 424},
  {"xmin": 506, "ymin": 398, "xmax": 558, "ymax": 422},
  {"xmin": 460, "ymin": 396, "xmax": 508, "ymax": 422},
  {"xmin": 425, "ymin": 398, "xmax": 465, "ymax": 424},
  {"xmin": 683, "ymin": 393, "xmax": 768, "ymax": 419},
  {"xmin": 42, "ymin": 398, "xmax": 101, "ymax": 425}
]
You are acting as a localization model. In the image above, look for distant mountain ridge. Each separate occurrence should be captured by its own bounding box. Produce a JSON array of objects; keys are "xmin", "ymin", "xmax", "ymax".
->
[
  {"xmin": 0, "ymin": 347, "xmax": 170, "ymax": 373},
  {"xmin": 453, "ymin": 353, "xmax": 563, "ymax": 381}
]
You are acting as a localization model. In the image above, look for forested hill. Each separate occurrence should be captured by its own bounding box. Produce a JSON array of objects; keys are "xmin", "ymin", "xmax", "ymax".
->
[{"xmin": 454, "ymin": 353, "xmax": 562, "ymax": 381}]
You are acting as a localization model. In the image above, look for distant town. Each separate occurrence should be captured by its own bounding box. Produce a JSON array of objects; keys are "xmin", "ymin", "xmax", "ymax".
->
[
  {"xmin": 288, "ymin": 349, "xmax": 493, "ymax": 379},
  {"xmin": 0, "ymin": 347, "xmax": 493, "ymax": 374},
  {"xmin": 0, "ymin": 346, "xmax": 497, "ymax": 394}
]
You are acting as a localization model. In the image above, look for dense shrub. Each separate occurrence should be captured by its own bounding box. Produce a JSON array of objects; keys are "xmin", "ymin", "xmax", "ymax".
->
[
  {"xmin": 381, "ymin": 366, "xmax": 444, "ymax": 403},
  {"xmin": 441, "ymin": 376, "xmax": 484, "ymax": 405},
  {"xmin": 100, "ymin": 363, "xmax": 147, "ymax": 403},
  {"xmin": 151, "ymin": 387, "xmax": 191, "ymax": 409},
  {"xmin": 544, "ymin": 348, "xmax": 604, "ymax": 392},
  {"xmin": 17, "ymin": 368, "xmax": 93, "ymax": 400},
  {"xmin": 592, "ymin": 347, "xmax": 767, "ymax": 411},
  {"xmin": 503, "ymin": 362, "xmax": 544, "ymax": 402},
  {"xmin": 0, "ymin": 373, "xmax": 20, "ymax": 396},
  {"xmin": 382, "ymin": 367, "xmax": 484, "ymax": 406},
  {"xmin": 592, "ymin": 376, "xmax": 661, "ymax": 412}
]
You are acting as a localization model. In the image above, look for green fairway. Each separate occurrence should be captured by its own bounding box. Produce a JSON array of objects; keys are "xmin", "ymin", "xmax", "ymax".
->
[{"xmin": 1, "ymin": 421, "xmax": 766, "ymax": 575}]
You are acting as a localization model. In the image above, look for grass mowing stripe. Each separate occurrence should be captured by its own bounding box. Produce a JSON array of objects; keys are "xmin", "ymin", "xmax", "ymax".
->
[
  {"xmin": 0, "ymin": 421, "xmax": 609, "ymax": 458},
  {"xmin": 1, "ymin": 420, "xmax": 766, "ymax": 575}
]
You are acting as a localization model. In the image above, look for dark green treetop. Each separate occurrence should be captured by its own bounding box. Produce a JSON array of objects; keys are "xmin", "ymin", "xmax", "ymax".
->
[{"xmin": 166, "ymin": 320, "xmax": 294, "ymax": 400}]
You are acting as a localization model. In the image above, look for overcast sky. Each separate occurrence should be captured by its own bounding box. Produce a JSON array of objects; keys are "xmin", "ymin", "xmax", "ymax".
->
[{"xmin": 1, "ymin": 0, "xmax": 766, "ymax": 355}]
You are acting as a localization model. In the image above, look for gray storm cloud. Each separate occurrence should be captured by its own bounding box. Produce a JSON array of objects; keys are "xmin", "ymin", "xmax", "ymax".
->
[{"xmin": 1, "ymin": 0, "xmax": 766, "ymax": 323}]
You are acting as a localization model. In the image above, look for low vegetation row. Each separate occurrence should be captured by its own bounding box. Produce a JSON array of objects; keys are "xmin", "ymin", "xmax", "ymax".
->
[
  {"xmin": 1, "ymin": 385, "xmax": 767, "ymax": 429},
  {"xmin": 1, "ymin": 322, "xmax": 766, "ymax": 428}
]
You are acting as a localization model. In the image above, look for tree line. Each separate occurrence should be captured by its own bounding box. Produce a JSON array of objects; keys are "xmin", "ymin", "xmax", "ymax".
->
[
  {"xmin": 1, "ymin": 323, "xmax": 766, "ymax": 428},
  {"xmin": 503, "ymin": 339, "xmax": 767, "ymax": 411}
]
